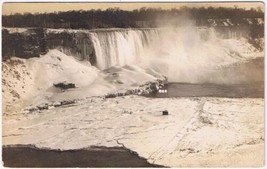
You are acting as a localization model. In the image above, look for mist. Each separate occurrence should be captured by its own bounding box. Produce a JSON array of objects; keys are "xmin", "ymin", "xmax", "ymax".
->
[{"xmin": 88, "ymin": 26, "xmax": 262, "ymax": 84}]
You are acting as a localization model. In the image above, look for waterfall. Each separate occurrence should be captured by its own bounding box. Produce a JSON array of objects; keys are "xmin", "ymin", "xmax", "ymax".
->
[
  {"xmin": 68, "ymin": 27, "xmax": 261, "ymax": 83},
  {"xmin": 89, "ymin": 29, "xmax": 160, "ymax": 69}
]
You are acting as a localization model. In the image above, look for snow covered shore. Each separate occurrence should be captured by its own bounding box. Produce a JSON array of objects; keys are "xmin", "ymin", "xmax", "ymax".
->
[
  {"xmin": 2, "ymin": 49, "xmax": 164, "ymax": 112},
  {"xmin": 3, "ymin": 95, "xmax": 264, "ymax": 167}
]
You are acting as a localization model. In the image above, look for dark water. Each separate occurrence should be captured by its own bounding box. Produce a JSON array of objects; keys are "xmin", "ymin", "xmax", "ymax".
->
[
  {"xmin": 149, "ymin": 58, "xmax": 264, "ymax": 98},
  {"xmin": 2, "ymin": 145, "xmax": 164, "ymax": 168},
  {"xmin": 152, "ymin": 82, "xmax": 264, "ymax": 98}
]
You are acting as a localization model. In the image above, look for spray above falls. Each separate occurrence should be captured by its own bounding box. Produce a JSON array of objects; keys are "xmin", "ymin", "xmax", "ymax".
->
[
  {"xmin": 48, "ymin": 27, "xmax": 262, "ymax": 83},
  {"xmin": 85, "ymin": 27, "xmax": 260, "ymax": 82}
]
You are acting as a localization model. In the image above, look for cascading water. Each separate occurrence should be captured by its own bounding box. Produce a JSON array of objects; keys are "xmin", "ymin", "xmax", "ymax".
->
[
  {"xmin": 90, "ymin": 29, "xmax": 160, "ymax": 69},
  {"xmin": 77, "ymin": 27, "xmax": 262, "ymax": 83}
]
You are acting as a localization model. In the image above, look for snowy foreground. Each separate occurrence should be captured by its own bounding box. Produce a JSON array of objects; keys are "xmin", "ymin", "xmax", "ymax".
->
[{"xmin": 3, "ymin": 95, "xmax": 264, "ymax": 167}]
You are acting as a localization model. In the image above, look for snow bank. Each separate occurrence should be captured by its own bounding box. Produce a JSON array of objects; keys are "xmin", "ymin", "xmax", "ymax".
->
[
  {"xmin": 33, "ymin": 50, "xmax": 98, "ymax": 88},
  {"xmin": 2, "ymin": 49, "xmax": 164, "ymax": 111},
  {"xmin": 3, "ymin": 50, "xmax": 98, "ymax": 108}
]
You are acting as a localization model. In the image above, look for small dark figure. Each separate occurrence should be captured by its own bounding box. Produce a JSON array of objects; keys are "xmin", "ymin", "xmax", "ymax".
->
[{"xmin": 162, "ymin": 110, "xmax": 168, "ymax": 115}]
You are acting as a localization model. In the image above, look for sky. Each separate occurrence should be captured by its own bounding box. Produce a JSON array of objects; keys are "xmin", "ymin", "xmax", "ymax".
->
[{"xmin": 2, "ymin": 1, "xmax": 264, "ymax": 15}]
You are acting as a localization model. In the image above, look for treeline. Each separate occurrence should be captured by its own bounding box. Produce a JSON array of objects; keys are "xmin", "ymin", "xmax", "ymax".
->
[{"xmin": 2, "ymin": 6, "xmax": 264, "ymax": 29}]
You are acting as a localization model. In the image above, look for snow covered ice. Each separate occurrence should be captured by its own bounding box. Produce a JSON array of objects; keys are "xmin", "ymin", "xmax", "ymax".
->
[{"xmin": 3, "ymin": 96, "xmax": 264, "ymax": 167}]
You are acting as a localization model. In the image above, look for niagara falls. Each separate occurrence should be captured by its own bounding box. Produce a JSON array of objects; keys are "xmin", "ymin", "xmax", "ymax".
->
[{"xmin": 1, "ymin": 2, "xmax": 264, "ymax": 168}]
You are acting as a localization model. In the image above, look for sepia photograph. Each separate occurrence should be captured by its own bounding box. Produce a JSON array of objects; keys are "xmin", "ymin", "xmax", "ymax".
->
[{"xmin": 1, "ymin": 1, "xmax": 264, "ymax": 167}]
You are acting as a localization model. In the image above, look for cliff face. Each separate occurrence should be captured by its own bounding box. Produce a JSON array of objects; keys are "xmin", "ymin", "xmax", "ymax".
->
[
  {"xmin": 45, "ymin": 30, "xmax": 96, "ymax": 65},
  {"xmin": 2, "ymin": 28, "xmax": 47, "ymax": 60},
  {"xmin": 2, "ymin": 28, "xmax": 97, "ymax": 65}
]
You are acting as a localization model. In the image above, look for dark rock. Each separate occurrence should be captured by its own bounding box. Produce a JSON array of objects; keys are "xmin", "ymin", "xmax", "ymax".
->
[
  {"xmin": 105, "ymin": 93, "xmax": 117, "ymax": 98},
  {"xmin": 162, "ymin": 110, "xmax": 168, "ymax": 115},
  {"xmin": 2, "ymin": 28, "xmax": 47, "ymax": 60},
  {"xmin": 118, "ymin": 93, "xmax": 124, "ymax": 96},
  {"xmin": 2, "ymin": 29, "xmax": 97, "ymax": 66},
  {"xmin": 54, "ymin": 82, "xmax": 76, "ymax": 90},
  {"xmin": 60, "ymin": 100, "xmax": 76, "ymax": 105},
  {"xmin": 125, "ymin": 90, "xmax": 132, "ymax": 95}
]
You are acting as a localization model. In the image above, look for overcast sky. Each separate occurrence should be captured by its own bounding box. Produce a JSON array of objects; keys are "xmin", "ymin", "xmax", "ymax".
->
[{"xmin": 2, "ymin": 2, "xmax": 264, "ymax": 15}]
